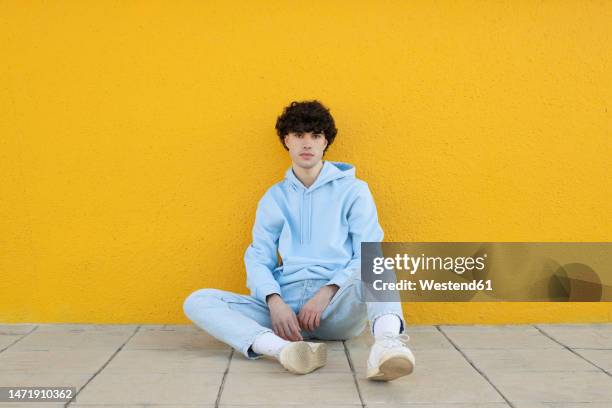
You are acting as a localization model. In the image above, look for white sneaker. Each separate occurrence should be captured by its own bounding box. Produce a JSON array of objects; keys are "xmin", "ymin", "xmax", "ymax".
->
[
  {"xmin": 367, "ymin": 332, "xmax": 415, "ymax": 381},
  {"xmin": 277, "ymin": 341, "xmax": 327, "ymax": 374}
]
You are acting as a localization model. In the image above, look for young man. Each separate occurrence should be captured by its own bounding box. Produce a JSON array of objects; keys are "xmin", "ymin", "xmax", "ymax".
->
[{"xmin": 183, "ymin": 100, "xmax": 415, "ymax": 381}]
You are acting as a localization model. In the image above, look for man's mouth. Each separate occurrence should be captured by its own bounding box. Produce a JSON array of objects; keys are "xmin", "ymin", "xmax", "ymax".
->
[{"xmin": 300, "ymin": 153, "xmax": 314, "ymax": 158}]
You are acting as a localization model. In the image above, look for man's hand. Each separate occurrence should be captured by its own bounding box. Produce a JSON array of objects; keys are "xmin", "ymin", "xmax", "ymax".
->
[
  {"xmin": 266, "ymin": 294, "xmax": 303, "ymax": 341},
  {"xmin": 297, "ymin": 284, "xmax": 339, "ymax": 332}
]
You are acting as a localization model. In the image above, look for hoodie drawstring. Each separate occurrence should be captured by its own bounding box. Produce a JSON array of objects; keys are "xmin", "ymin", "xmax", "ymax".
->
[
  {"xmin": 299, "ymin": 189, "xmax": 304, "ymax": 244},
  {"xmin": 297, "ymin": 188, "xmax": 312, "ymax": 245},
  {"xmin": 308, "ymin": 192, "xmax": 312, "ymax": 243}
]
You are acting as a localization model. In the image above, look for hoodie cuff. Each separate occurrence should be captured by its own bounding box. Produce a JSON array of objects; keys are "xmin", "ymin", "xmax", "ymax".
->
[
  {"xmin": 327, "ymin": 269, "xmax": 354, "ymax": 289},
  {"xmin": 255, "ymin": 283, "xmax": 282, "ymax": 304}
]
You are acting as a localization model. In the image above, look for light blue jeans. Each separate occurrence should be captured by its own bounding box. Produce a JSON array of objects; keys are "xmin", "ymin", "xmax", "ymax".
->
[{"xmin": 183, "ymin": 271, "xmax": 406, "ymax": 359}]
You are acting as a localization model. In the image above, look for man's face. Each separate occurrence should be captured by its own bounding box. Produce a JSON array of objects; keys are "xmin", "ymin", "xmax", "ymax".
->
[{"xmin": 283, "ymin": 131, "xmax": 328, "ymax": 169}]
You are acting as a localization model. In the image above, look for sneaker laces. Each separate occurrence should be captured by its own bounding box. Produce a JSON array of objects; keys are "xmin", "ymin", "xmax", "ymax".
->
[{"xmin": 377, "ymin": 332, "xmax": 411, "ymax": 349}]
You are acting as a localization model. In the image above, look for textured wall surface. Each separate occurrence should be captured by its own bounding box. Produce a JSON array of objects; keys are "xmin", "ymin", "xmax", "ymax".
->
[{"xmin": 1, "ymin": 1, "xmax": 610, "ymax": 323}]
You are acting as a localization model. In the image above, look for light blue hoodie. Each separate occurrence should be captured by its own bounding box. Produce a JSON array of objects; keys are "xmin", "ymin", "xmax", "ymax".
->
[{"xmin": 244, "ymin": 160, "xmax": 384, "ymax": 303}]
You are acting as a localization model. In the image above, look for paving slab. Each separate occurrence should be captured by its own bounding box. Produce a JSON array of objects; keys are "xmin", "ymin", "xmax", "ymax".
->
[
  {"xmin": 356, "ymin": 367, "xmax": 505, "ymax": 405},
  {"xmin": 149, "ymin": 324, "xmax": 208, "ymax": 332},
  {"xmin": 103, "ymin": 348, "xmax": 231, "ymax": 373},
  {"xmin": 219, "ymin": 372, "xmax": 361, "ymax": 405},
  {"xmin": 461, "ymin": 348, "xmax": 600, "ymax": 372},
  {"xmin": 515, "ymin": 403, "xmax": 612, "ymax": 408},
  {"xmin": 535, "ymin": 323, "xmax": 612, "ymax": 349},
  {"xmin": 366, "ymin": 404, "xmax": 510, "ymax": 408},
  {"xmin": 0, "ymin": 348, "xmax": 115, "ymax": 373},
  {"xmin": 486, "ymin": 370, "xmax": 612, "ymax": 403},
  {"xmin": 10, "ymin": 325, "xmax": 136, "ymax": 351},
  {"xmin": 220, "ymin": 405, "xmax": 360, "ymax": 408},
  {"xmin": 0, "ymin": 371, "xmax": 91, "ymax": 406},
  {"xmin": 124, "ymin": 325, "xmax": 228, "ymax": 350},
  {"xmin": 0, "ymin": 404, "xmax": 66, "ymax": 407},
  {"xmin": 70, "ymin": 405, "xmax": 213, "ymax": 408},
  {"xmin": 439, "ymin": 325, "xmax": 563, "ymax": 349},
  {"xmin": 572, "ymin": 348, "xmax": 612, "ymax": 372},
  {"xmin": 34, "ymin": 324, "xmax": 139, "ymax": 332},
  {"xmin": 440, "ymin": 324, "xmax": 538, "ymax": 331},
  {"xmin": 0, "ymin": 334, "xmax": 23, "ymax": 350},
  {"xmin": 535, "ymin": 324, "xmax": 612, "ymax": 330},
  {"xmin": 0, "ymin": 324, "xmax": 36, "ymax": 335},
  {"xmin": 73, "ymin": 371, "xmax": 222, "ymax": 405}
]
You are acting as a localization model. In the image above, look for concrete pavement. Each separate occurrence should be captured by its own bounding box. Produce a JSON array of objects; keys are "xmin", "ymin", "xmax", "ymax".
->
[{"xmin": 0, "ymin": 323, "xmax": 611, "ymax": 407}]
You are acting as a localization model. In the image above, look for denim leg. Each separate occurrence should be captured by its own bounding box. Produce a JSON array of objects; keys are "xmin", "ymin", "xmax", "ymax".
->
[
  {"xmin": 366, "ymin": 298, "xmax": 406, "ymax": 336},
  {"xmin": 313, "ymin": 273, "xmax": 407, "ymax": 340},
  {"xmin": 183, "ymin": 288, "xmax": 274, "ymax": 360},
  {"xmin": 310, "ymin": 280, "xmax": 368, "ymax": 341},
  {"xmin": 359, "ymin": 273, "xmax": 407, "ymax": 336}
]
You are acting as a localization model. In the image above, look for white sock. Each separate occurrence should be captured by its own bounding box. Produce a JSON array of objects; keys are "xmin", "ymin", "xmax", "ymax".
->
[
  {"xmin": 251, "ymin": 331, "xmax": 290, "ymax": 358},
  {"xmin": 373, "ymin": 314, "xmax": 402, "ymax": 337}
]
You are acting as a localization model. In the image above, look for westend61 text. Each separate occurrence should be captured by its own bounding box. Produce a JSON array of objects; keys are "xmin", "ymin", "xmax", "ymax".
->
[{"xmin": 372, "ymin": 279, "xmax": 493, "ymax": 291}]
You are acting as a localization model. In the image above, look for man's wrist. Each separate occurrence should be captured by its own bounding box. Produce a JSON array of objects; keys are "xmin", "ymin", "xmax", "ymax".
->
[
  {"xmin": 266, "ymin": 293, "xmax": 282, "ymax": 305},
  {"xmin": 323, "ymin": 284, "xmax": 339, "ymax": 299}
]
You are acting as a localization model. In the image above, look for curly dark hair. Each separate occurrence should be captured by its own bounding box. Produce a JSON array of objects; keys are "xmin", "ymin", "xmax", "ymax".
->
[{"xmin": 275, "ymin": 100, "xmax": 338, "ymax": 153}]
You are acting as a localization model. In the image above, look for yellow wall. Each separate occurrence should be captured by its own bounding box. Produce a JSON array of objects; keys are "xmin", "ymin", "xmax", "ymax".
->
[{"xmin": 1, "ymin": 1, "xmax": 610, "ymax": 324}]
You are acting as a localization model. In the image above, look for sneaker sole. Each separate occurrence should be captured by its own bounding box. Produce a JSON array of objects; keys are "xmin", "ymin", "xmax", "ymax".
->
[
  {"xmin": 367, "ymin": 354, "xmax": 414, "ymax": 381},
  {"xmin": 279, "ymin": 342, "xmax": 327, "ymax": 374}
]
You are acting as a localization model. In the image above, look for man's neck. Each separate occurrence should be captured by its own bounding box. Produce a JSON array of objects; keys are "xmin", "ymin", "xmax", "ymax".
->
[{"xmin": 292, "ymin": 160, "xmax": 324, "ymax": 188}]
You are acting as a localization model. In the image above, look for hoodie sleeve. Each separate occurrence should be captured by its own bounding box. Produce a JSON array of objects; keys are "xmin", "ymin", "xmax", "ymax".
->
[
  {"xmin": 244, "ymin": 188, "xmax": 284, "ymax": 303},
  {"xmin": 327, "ymin": 182, "xmax": 384, "ymax": 288}
]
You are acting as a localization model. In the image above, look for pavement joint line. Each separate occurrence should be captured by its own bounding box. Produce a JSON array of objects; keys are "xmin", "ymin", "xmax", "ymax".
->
[
  {"xmin": 533, "ymin": 324, "xmax": 612, "ymax": 378},
  {"xmin": 0, "ymin": 324, "xmax": 39, "ymax": 354},
  {"xmin": 64, "ymin": 324, "xmax": 142, "ymax": 407},
  {"xmin": 435, "ymin": 325, "xmax": 516, "ymax": 408},
  {"xmin": 215, "ymin": 348, "xmax": 234, "ymax": 408},
  {"xmin": 343, "ymin": 340, "xmax": 366, "ymax": 408}
]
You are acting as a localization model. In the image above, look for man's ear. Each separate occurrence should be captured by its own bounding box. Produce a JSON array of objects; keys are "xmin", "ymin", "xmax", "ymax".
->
[{"xmin": 283, "ymin": 135, "xmax": 288, "ymax": 149}]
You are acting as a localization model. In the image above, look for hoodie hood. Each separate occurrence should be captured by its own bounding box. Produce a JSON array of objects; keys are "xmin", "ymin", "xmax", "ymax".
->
[
  {"xmin": 284, "ymin": 160, "xmax": 355, "ymax": 192},
  {"xmin": 285, "ymin": 161, "xmax": 356, "ymax": 244}
]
